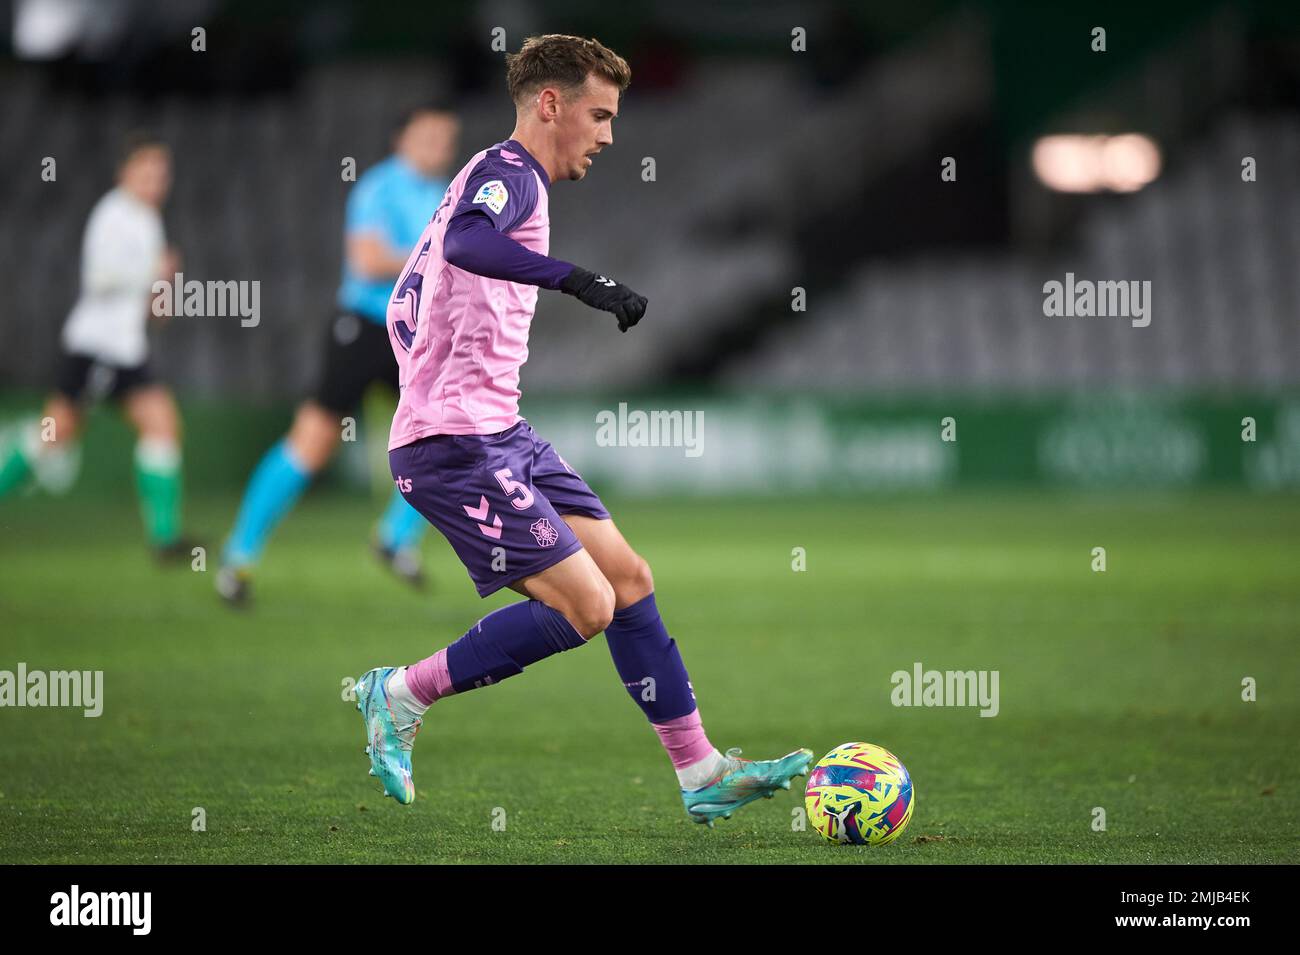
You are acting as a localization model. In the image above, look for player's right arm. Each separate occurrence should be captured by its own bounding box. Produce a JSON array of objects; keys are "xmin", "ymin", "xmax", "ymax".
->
[
  {"xmin": 348, "ymin": 233, "xmax": 409, "ymax": 280},
  {"xmin": 442, "ymin": 168, "xmax": 647, "ymax": 332},
  {"xmin": 344, "ymin": 170, "xmax": 409, "ymax": 281}
]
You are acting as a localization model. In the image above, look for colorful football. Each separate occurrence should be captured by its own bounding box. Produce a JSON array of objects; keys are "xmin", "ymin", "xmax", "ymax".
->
[{"xmin": 805, "ymin": 742, "xmax": 914, "ymax": 845}]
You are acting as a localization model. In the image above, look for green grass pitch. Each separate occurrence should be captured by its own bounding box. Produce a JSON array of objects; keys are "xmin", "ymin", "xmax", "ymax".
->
[{"xmin": 1, "ymin": 489, "xmax": 1297, "ymax": 863}]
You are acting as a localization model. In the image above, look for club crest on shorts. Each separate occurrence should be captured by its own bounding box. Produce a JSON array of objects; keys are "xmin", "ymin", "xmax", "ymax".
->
[{"xmin": 530, "ymin": 518, "xmax": 559, "ymax": 547}]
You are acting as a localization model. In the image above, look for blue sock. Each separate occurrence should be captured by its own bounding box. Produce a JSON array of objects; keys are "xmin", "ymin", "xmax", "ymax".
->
[
  {"xmin": 223, "ymin": 439, "xmax": 311, "ymax": 567},
  {"xmin": 446, "ymin": 600, "xmax": 587, "ymax": 692},
  {"xmin": 377, "ymin": 487, "xmax": 427, "ymax": 552},
  {"xmin": 604, "ymin": 592, "xmax": 697, "ymax": 723}
]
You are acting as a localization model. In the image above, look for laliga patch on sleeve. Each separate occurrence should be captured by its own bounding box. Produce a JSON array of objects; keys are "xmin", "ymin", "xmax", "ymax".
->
[{"xmin": 472, "ymin": 180, "xmax": 509, "ymax": 215}]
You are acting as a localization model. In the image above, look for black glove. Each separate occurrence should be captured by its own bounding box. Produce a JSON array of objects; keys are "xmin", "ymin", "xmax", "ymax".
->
[{"xmin": 560, "ymin": 266, "xmax": 648, "ymax": 332}]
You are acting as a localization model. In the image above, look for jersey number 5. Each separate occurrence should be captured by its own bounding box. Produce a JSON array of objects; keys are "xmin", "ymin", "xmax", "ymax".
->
[{"xmin": 391, "ymin": 239, "xmax": 430, "ymax": 352}]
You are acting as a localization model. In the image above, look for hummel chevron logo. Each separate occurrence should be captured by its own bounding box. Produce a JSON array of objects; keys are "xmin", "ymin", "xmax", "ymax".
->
[
  {"xmin": 595, "ymin": 275, "xmax": 616, "ymax": 287},
  {"xmin": 463, "ymin": 495, "xmax": 503, "ymax": 539}
]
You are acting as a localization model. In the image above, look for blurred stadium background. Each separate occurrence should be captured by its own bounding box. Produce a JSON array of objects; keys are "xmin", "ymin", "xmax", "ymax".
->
[
  {"xmin": 0, "ymin": 0, "xmax": 1297, "ymax": 863},
  {"xmin": 2, "ymin": 0, "xmax": 1299, "ymax": 493}
]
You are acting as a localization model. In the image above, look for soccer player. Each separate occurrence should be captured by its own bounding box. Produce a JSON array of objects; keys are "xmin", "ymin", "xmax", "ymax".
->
[
  {"xmin": 216, "ymin": 104, "xmax": 460, "ymax": 605},
  {"xmin": 354, "ymin": 35, "xmax": 812, "ymax": 826},
  {"xmin": 0, "ymin": 134, "xmax": 192, "ymax": 559}
]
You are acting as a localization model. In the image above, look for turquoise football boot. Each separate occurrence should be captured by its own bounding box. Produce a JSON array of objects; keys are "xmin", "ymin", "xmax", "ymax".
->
[
  {"xmin": 355, "ymin": 667, "xmax": 421, "ymax": 805},
  {"xmin": 681, "ymin": 746, "xmax": 815, "ymax": 827}
]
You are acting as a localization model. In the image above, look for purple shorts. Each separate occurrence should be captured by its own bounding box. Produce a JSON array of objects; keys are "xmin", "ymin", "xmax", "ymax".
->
[{"xmin": 389, "ymin": 420, "xmax": 610, "ymax": 597}]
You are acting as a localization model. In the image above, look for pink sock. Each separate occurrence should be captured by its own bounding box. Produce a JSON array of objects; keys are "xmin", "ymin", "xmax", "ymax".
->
[
  {"xmin": 652, "ymin": 709, "xmax": 717, "ymax": 771},
  {"xmin": 404, "ymin": 648, "xmax": 456, "ymax": 706}
]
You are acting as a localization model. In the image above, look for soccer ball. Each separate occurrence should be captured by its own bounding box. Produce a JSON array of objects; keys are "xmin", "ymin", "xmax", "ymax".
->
[{"xmin": 804, "ymin": 742, "xmax": 914, "ymax": 845}]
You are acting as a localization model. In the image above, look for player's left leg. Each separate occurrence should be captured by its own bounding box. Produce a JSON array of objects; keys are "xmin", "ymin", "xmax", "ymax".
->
[
  {"xmin": 1, "ymin": 355, "xmax": 92, "ymax": 498},
  {"xmin": 0, "ymin": 395, "xmax": 81, "ymax": 498},
  {"xmin": 122, "ymin": 383, "xmax": 188, "ymax": 559},
  {"xmin": 559, "ymin": 514, "xmax": 721, "ymax": 775},
  {"xmin": 548, "ymin": 503, "xmax": 813, "ymax": 824},
  {"xmin": 557, "ymin": 515, "xmax": 713, "ymax": 757},
  {"xmin": 0, "ymin": 427, "xmax": 36, "ymax": 497}
]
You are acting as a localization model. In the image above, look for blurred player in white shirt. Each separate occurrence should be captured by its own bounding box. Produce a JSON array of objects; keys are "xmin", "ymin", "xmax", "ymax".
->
[{"xmin": 0, "ymin": 134, "xmax": 192, "ymax": 559}]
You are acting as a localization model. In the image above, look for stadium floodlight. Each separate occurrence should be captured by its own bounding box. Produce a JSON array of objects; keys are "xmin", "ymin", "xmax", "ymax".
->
[{"xmin": 1032, "ymin": 133, "xmax": 1162, "ymax": 193}]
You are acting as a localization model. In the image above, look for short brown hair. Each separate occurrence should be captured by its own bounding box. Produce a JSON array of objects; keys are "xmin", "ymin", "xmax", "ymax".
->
[
  {"xmin": 505, "ymin": 34, "xmax": 631, "ymax": 106},
  {"xmin": 118, "ymin": 130, "xmax": 169, "ymax": 168}
]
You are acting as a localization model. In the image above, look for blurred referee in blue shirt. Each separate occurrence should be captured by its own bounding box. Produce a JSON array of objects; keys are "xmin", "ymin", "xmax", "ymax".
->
[{"xmin": 218, "ymin": 103, "xmax": 460, "ymax": 606}]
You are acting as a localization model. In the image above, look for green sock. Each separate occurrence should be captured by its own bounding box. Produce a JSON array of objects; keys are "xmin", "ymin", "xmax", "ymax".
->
[
  {"xmin": 0, "ymin": 440, "xmax": 34, "ymax": 497},
  {"xmin": 134, "ymin": 438, "xmax": 183, "ymax": 547},
  {"xmin": 0, "ymin": 419, "xmax": 43, "ymax": 498}
]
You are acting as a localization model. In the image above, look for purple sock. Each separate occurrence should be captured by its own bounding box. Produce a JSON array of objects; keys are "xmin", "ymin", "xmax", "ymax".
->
[
  {"xmin": 604, "ymin": 592, "xmax": 697, "ymax": 724},
  {"xmin": 445, "ymin": 599, "xmax": 587, "ymax": 693}
]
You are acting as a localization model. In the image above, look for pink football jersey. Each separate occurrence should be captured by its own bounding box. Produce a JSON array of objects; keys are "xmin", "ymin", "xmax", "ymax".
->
[{"xmin": 387, "ymin": 140, "xmax": 552, "ymax": 446}]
